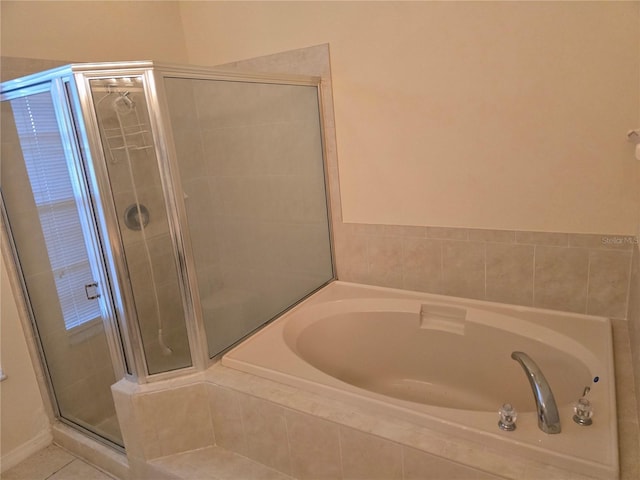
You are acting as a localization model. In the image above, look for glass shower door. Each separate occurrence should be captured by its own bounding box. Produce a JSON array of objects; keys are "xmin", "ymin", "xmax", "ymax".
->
[
  {"xmin": 163, "ymin": 77, "xmax": 334, "ymax": 358},
  {"xmin": 1, "ymin": 81, "xmax": 124, "ymax": 447}
]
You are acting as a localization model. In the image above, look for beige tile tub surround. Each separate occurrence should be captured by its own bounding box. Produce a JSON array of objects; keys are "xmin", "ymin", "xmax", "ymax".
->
[
  {"xmin": 113, "ymin": 359, "xmax": 640, "ymax": 480},
  {"xmin": 612, "ymin": 320, "xmax": 640, "ymax": 480},
  {"xmin": 152, "ymin": 446, "xmax": 292, "ymax": 480},
  {"xmin": 218, "ymin": 349, "xmax": 636, "ymax": 479},
  {"xmin": 623, "ymin": 245, "xmax": 640, "ymax": 478},
  {"xmin": 112, "ymin": 373, "xmax": 505, "ymax": 480},
  {"xmin": 334, "ymin": 224, "xmax": 635, "ymax": 319}
]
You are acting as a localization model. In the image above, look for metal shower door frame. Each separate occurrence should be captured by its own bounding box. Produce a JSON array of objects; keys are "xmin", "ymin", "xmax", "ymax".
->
[{"xmin": 0, "ymin": 73, "xmax": 129, "ymax": 449}]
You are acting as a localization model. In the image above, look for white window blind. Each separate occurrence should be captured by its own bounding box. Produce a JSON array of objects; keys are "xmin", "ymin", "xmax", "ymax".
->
[{"xmin": 11, "ymin": 92, "xmax": 101, "ymax": 330}]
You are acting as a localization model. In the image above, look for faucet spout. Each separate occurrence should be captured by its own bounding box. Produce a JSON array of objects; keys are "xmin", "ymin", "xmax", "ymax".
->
[{"xmin": 511, "ymin": 351, "xmax": 561, "ymax": 434}]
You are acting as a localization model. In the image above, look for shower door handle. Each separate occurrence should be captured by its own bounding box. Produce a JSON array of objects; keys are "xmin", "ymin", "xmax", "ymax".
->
[{"xmin": 85, "ymin": 282, "xmax": 101, "ymax": 300}]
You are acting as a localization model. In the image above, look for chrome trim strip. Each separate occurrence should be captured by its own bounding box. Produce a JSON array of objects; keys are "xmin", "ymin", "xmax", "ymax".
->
[
  {"xmin": 315, "ymin": 79, "xmax": 339, "ymax": 281},
  {"xmin": 0, "ymin": 65, "xmax": 72, "ymax": 95},
  {"xmin": 1, "ymin": 81, "xmax": 51, "ymax": 101},
  {"xmin": 2, "ymin": 60, "xmax": 320, "ymax": 96},
  {"xmin": 68, "ymin": 60, "xmax": 320, "ymax": 85},
  {"xmin": 55, "ymin": 77, "xmax": 130, "ymax": 382},
  {"xmin": 145, "ymin": 69, "xmax": 209, "ymax": 370}
]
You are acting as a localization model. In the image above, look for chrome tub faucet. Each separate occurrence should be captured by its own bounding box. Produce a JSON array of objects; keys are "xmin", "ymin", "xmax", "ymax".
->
[{"xmin": 511, "ymin": 351, "xmax": 561, "ymax": 434}]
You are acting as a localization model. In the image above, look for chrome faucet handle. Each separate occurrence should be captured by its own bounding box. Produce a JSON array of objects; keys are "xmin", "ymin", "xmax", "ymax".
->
[
  {"xmin": 498, "ymin": 403, "xmax": 517, "ymax": 431},
  {"xmin": 573, "ymin": 386, "xmax": 593, "ymax": 426}
]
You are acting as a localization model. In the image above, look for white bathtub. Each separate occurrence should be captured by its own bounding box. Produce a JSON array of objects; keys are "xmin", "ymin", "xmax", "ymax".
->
[{"xmin": 223, "ymin": 281, "xmax": 618, "ymax": 479}]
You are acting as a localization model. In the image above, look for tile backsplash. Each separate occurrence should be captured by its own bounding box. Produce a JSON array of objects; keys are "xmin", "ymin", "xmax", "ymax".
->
[{"xmin": 334, "ymin": 223, "xmax": 635, "ymax": 320}]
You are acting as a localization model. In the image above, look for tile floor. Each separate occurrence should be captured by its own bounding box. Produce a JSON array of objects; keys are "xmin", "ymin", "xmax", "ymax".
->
[{"xmin": 1, "ymin": 444, "xmax": 118, "ymax": 480}]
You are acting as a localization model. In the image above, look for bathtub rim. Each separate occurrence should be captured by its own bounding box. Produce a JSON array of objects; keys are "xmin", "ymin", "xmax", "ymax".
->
[
  {"xmin": 222, "ymin": 280, "xmax": 619, "ymax": 479},
  {"xmin": 280, "ymin": 297, "xmax": 604, "ymax": 398}
]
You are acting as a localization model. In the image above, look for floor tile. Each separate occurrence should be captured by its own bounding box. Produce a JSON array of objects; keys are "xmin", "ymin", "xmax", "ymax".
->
[
  {"xmin": 48, "ymin": 459, "xmax": 115, "ymax": 480},
  {"xmin": 2, "ymin": 445, "xmax": 74, "ymax": 480},
  {"xmin": 1, "ymin": 444, "xmax": 118, "ymax": 480}
]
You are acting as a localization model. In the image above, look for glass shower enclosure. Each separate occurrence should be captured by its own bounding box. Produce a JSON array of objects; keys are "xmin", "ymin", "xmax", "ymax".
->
[{"xmin": 0, "ymin": 61, "xmax": 334, "ymax": 449}]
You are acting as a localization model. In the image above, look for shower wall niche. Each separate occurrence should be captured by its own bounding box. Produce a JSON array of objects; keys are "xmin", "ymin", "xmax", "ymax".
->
[{"xmin": 1, "ymin": 61, "xmax": 334, "ymax": 447}]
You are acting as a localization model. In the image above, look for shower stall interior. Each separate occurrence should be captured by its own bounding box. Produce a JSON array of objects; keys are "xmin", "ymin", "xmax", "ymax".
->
[{"xmin": 0, "ymin": 61, "xmax": 334, "ymax": 449}]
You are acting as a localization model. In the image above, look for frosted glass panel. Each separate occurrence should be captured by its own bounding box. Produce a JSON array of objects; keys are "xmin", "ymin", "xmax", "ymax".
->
[
  {"xmin": 90, "ymin": 77, "xmax": 192, "ymax": 374},
  {"xmin": 164, "ymin": 78, "xmax": 333, "ymax": 358}
]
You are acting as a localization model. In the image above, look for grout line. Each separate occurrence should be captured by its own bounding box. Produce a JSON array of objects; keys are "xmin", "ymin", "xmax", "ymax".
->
[
  {"xmin": 337, "ymin": 427, "xmax": 345, "ymax": 480},
  {"xmin": 585, "ymin": 250, "xmax": 593, "ymax": 315},
  {"xmin": 365, "ymin": 234, "xmax": 371, "ymax": 278},
  {"xmin": 205, "ymin": 388, "xmax": 217, "ymax": 448},
  {"xmin": 483, "ymin": 242, "xmax": 487, "ymax": 300},
  {"xmin": 43, "ymin": 455, "xmax": 77, "ymax": 480},
  {"xmin": 238, "ymin": 395, "xmax": 249, "ymax": 458},
  {"xmin": 282, "ymin": 411, "xmax": 294, "ymax": 478},
  {"xmin": 532, "ymin": 245, "xmax": 537, "ymax": 307},
  {"xmin": 622, "ymin": 248, "xmax": 635, "ymax": 320},
  {"xmin": 438, "ymin": 239, "xmax": 443, "ymax": 293},
  {"xmin": 439, "ymin": 240, "xmax": 444, "ymax": 294},
  {"xmin": 400, "ymin": 236, "xmax": 407, "ymax": 290}
]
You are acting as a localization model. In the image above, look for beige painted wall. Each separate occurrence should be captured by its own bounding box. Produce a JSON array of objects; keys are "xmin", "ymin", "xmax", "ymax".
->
[
  {"xmin": 0, "ymin": 255, "xmax": 51, "ymax": 471},
  {"xmin": 0, "ymin": 0, "xmax": 188, "ymax": 63},
  {"xmin": 2, "ymin": 1, "xmax": 637, "ymax": 233},
  {"xmin": 180, "ymin": 1, "xmax": 640, "ymax": 235}
]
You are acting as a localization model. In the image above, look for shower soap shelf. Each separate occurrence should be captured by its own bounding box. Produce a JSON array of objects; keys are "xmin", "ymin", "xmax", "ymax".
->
[{"xmin": 104, "ymin": 124, "xmax": 152, "ymax": 152}]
